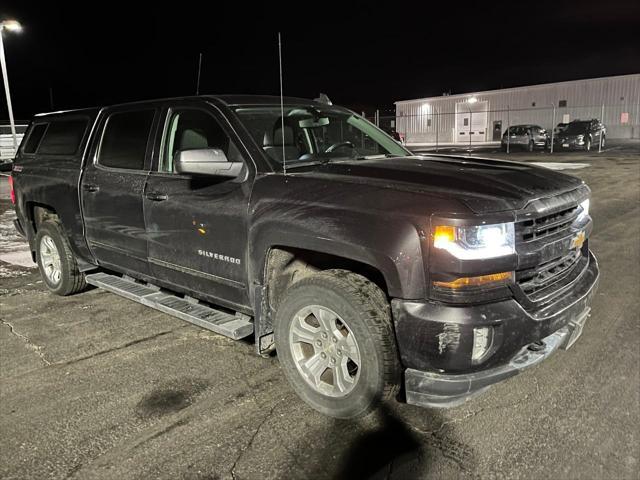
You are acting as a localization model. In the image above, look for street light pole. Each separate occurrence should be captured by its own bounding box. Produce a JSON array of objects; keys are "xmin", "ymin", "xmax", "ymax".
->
[{"xmin": 0, "ymin": 20, "xmax": 22, "ymax": 153}]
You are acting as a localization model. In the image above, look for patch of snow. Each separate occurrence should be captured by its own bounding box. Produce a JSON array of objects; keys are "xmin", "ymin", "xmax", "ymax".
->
[{"xmin": 0, "ymin": 208, "xmax": 35, "ymax": 269}]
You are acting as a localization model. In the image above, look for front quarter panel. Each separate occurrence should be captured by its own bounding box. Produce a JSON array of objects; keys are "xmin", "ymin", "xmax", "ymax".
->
[{"xmin": 247, "ymin": 173, "xmax": 461, "ymax": 300}]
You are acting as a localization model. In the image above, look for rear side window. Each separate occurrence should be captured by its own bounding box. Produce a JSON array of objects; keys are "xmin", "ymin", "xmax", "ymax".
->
[
  {"xmin": 22, "ymin": 124, "xmax": 48, "ymax": 154},
  {"xmin": 98, "ymin": 110, "xmax": 155, "ymax": 170},
  {"xmin": 38, "ymin": 120, "xmax": 88, "ymax": 155}
]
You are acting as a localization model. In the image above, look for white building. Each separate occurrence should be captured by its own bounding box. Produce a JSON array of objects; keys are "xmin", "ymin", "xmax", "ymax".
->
[
  {"xmin": 0, "ymin": 124, "xmax": 27, "ymax": 160},
  {"xmin": 395, "ymin": 74, "xmax": 640, "ymax": 147}
]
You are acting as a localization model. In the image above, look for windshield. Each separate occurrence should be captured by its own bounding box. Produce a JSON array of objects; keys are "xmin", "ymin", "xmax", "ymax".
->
[
  {"xmin": 507, "ymin": 126, "xmax": 529, "ymax": 135},
  {"xmin": 564, "ymin": 122, "xmax": 588, "ymax": 134},
  {"xmin": 235, "ymin": 105, "xmax": 410, "ymax": 167}
]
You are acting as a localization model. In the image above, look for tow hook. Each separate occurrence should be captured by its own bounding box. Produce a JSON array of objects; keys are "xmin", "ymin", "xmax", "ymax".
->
[{"xmin": 528, "ymin": 341, "xmax": 546, "ymax": 352}]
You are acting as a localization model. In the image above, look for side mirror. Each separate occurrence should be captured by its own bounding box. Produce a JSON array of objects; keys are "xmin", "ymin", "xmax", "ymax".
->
[{"xmin": 174, "ymin": 148, "xmax": 243, "ymax": 178}]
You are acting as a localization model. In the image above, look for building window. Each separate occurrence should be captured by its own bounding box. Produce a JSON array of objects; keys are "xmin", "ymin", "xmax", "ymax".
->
[
  {"xmin": 559, "ymin": 100, "xmax": 567, "ymax": 108},
  {"xmin": 427, "ymin": 119, "xmax": 432, "ymax": 127}
]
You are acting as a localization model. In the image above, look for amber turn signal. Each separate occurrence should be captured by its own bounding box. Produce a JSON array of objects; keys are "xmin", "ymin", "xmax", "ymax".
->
[{"xmin": 433, "ymin": 271, "xmax": 513, "ymax": 289}]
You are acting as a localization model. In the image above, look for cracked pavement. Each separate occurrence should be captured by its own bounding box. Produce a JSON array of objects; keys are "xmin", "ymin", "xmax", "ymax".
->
[{"xmin": 1, "ymin": 149, "xmax": 639, "ymax": 479}]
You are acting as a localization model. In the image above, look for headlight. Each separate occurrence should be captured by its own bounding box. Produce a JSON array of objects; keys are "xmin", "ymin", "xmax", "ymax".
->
[
  {"xmin": 433, "ymin": 222, "xmax": 515, "ymax": 260},
  {"xmin": 577, "ymin": 198, "xmax": 590, "ymax": 221}
]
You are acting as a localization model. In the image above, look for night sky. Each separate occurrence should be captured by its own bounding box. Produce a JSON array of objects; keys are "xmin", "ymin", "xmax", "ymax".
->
[{"xmin": 1, "ymin": 1, "xmax": 639, "ymax": 120}]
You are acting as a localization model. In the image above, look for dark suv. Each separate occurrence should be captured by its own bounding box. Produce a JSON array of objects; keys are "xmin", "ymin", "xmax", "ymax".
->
[{"xmin": 554, "ymin": 119, "xmax": 606, "ymax": 151}]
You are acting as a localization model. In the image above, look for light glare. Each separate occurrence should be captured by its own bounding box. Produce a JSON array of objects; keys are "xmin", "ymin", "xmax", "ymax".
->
[{"xmin": 1, "ymin": 20, "xmax": 22, "ymax": 33}]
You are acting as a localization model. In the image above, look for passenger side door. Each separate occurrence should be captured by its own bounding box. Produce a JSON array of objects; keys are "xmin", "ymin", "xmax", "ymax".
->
[
  {"xmin": 82, "ymin": 107, "xmax": 158, "ymax": 275},
  {"xmin": 143, "ymin": 105, "xmax": 252, "ymax": 310}
]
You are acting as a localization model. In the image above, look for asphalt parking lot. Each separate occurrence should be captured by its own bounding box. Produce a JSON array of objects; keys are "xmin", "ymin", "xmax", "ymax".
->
[{"xmin": 1, "ymin": 143, "xmax": 639, "ymax": 479}]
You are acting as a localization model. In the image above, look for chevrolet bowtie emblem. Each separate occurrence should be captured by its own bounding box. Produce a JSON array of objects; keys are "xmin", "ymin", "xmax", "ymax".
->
[{"xmin": 571, "ymin": 231, "xmax": 586, "ymax": 250}]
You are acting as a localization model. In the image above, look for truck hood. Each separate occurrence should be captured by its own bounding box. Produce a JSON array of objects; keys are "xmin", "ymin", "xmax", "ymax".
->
[{"xmin": 287, "ymin": 155, "xmax": 584, "ymax": 213}]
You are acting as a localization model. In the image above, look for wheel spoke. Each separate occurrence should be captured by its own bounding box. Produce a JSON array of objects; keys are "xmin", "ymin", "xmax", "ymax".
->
[
  {"xmin": 312, "ymin": 307, "xmax": 337, "ymax": 334},
  {"xmin": 333, "ymin": 359, "xmax": 354, "ymax": 394},
  {"xmin": 339, "ymin": 334, "xmax": 360, "ymax": 366},
  {"xmin": 290, "ymin": 322, "xmax": 316, "ymax": 345},
  {"xmin": 300, "ymin": 353, "xmax": 329, "ymax": 386}
]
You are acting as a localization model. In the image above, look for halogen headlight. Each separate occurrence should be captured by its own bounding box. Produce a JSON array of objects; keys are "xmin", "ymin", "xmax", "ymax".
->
[
  {"xmin": 577, "ymin": 198, "xmax": 590, "ymax": 221},
  {"xmin": 433, "ymin": 222, "xmax": 515, "ymax": 260}
]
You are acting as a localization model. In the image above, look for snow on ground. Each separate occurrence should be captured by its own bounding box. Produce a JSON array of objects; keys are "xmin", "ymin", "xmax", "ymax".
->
[{"xmin": 0, "ymin": 207, "xmax": 35, "ymax": 276}]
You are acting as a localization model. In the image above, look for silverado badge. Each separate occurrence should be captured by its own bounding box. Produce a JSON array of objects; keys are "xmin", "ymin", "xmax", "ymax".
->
[{"xmin": 571, "ymin": 231, "xmax": 586, "ymax": 250}]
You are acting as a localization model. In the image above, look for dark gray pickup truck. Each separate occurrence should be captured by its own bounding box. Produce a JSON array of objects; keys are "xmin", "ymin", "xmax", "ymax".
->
[{"xmin": 10, "ymin": 95, "xmax": 599, "ymax": 418}]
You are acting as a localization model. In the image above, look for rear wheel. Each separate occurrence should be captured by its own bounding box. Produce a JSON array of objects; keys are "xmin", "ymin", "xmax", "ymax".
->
[
  {"xmin": 274, "ymin": 269, "xmax": 400, "ymax": 418},
  {"xmin": 35, "ymin": 220, "xmax": 87, "ymax": 296}
]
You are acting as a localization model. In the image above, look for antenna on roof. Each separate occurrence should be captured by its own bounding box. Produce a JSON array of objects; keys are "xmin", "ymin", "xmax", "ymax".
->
[
  {"xmin": 278, "ymin": 32, "xmax": 287, "ymax": 177},
  {"xmin": 196, "ymin": 53, "xmax": 203, "ymax": 95}
]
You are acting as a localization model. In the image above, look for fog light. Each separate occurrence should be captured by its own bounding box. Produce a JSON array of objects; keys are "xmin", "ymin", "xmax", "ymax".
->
[{"xmin": 472, "ymin": 327, "xmax": 493, "ymax": 362}]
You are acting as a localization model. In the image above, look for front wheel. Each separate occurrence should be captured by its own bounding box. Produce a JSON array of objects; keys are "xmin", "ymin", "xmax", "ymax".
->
[
  {"xmin": 274, "ymin": 269, "xmax": 400, "ymax": 418},
  {"xmin": 600, "ymin": 135, "xmax": 606, "ymax": 149},
  {"xmin": 35, "ymin": 220, "xmax": 87, "ymax": 296},
  {"xmin": 527, "ymin": 139, "xmax": 534, "ymax": 152},
  {"xmin": 585, "ymin": 137, "xmax": 592, "ymax": 151}
]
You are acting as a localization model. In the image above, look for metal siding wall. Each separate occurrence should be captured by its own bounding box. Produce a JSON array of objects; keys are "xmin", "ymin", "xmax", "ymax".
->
[{"xmin": 396, "ymin": 74, "xmax": 640, "ymax": 143}]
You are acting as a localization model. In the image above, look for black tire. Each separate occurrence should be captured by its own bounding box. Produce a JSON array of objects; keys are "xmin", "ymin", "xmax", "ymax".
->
[
  {"xmin": 585, "ymin": 137, "xmax": 592, "ymax": 151},
  {"xmin": 600, "ymin": 135, "xmax": 606, "ymax": 149},
  {"xmin": 274, "ymin": 269, "xmax": 400, "ymax": 418},
  {"xmin": 35, "ymin": 220, "xmax": 87, "ymax": 296}
]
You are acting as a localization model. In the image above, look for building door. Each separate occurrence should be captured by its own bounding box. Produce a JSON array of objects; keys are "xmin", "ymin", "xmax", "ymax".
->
[
  {"xmin": 493, "ymin": 121, "xmax": 502, "ymax": 141},
  {"xmin": 455, "ymin": 101, "xmax": 488, "ymax": 143}
]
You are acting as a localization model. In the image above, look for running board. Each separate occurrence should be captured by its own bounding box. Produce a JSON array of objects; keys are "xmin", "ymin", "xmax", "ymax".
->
[{"xmin": 85, "ymin": 272, "xmax": 253, "ymax": 340}]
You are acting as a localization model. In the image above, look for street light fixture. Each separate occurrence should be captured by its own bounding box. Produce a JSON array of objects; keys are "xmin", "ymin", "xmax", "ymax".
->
[{"xmin": 0, "ymin": 19, "xmax": 22, "ymax": 153}]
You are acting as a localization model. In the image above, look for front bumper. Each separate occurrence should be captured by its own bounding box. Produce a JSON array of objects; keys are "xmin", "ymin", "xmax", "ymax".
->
[
  {"xmin": 554, "ymin": 139, "xmax": 587, "ymax": 150},
  {"xmin": 392, "ymin": 251, "xmax": 599, "ymax": 408}
]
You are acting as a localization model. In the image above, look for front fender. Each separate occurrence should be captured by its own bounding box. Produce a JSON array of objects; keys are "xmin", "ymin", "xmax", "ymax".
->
[{"xmin": 248, "ymin": 212, "xmax": 426, "ymax": 301}]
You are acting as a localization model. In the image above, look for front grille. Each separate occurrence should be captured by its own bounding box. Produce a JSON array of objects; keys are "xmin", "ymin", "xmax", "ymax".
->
[
  {"xmin": 516, "ymin": 248, "xmax": 584, "ymax": 300},
  {"xmin": 516, "ymin": 205, "xmax": 579, "ymax": 242}
]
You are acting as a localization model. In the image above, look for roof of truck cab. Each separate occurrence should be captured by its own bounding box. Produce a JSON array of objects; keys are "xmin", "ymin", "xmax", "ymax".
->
[
  {"xmin": 34, "ymin": 106, "xmax": 102, "ymax": 118},
  {"xmin": 210, "ymin": 94, "xmax": 324, "ymax": 106},
  {"xmin": 32, "ymin": 95, "xmax": 327, "ymax": 119}
]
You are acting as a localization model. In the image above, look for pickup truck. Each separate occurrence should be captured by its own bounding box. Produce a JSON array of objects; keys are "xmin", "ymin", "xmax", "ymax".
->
[{"xmin": 10, "ymin": 95, "xmax": 599, "ymax": 418}]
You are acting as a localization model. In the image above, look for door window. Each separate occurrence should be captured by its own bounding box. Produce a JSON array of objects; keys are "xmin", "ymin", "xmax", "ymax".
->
[
  {"xmin": 161, "ymin": 109, "xmax": 242, "ymax": 173},
  {"xmin": 98, "ymin": 110, "xmax": 155, "ymax": 170}
]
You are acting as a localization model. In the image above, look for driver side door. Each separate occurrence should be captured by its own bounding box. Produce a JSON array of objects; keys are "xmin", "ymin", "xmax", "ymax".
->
[{"xmin": 143, "ymin": 104, "xmax": 253, "ymax": 311}]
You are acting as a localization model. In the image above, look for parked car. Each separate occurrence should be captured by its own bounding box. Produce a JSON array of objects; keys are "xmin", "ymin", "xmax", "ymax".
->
[
  {"xmin": 0, "ymin": 157, "xmax": 13, "ymax": 172},
  {"xmin": 501, "ymin": 125, "xmax": 549, "ymax": 151},
  {"xmin": 553, "ymin": 122, "xmax": 569, "ymax": 136},
  {"xmin": 11, "ymin": 95, "xmax": 598, "ymax": 418},
  {"xmin": 554, "ymin": 119, "xmax": 606, "ymax": 151}
]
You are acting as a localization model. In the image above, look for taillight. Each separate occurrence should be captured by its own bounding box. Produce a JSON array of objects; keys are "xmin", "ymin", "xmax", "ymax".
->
[{"xmin": 8, "ymin": 175, "xmax": 15, "ymax": 204}]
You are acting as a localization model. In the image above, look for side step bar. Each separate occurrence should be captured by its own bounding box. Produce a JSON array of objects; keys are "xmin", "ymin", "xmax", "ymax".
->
[{"xmin": 86, "ymin": 272, "xmax": 253, "ymax": 340}]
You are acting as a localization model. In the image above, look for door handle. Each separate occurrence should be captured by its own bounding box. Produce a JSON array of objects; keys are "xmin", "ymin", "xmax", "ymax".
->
[
  {"xmin": 146, "ymin": 192, "xmax": 168, "ymax": 201},
  {"xmin": 83, "ymin": 184, "xmax": 99, "ymax": 193}
]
